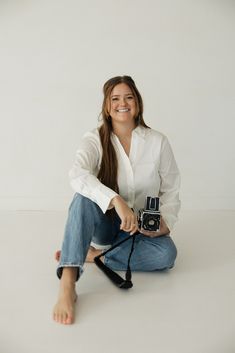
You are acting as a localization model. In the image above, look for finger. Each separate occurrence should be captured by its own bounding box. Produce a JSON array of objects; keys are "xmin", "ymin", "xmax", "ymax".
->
[
  {"xmin": 149, "ymin": 232, "xmax": 158, "ymax": 237},
  {"xmin": 130, "ymin": 224, "xmax": 138, "ymax": 235},
  {"xmin": 124, "ymin": 218, "xmax": 137, "ymax": 232},
  {"xmin": 124, "ymin": 222, "xmax": 134, "ymax": 231},
  {"xmin": 120, "ymin": 218, "xmax": 127, "ymax": 230},
  {"xmin": 128, "ymin": 223, "xmax": 137, "ymax": 233},
  {"xmin": 123, "ymin": 223, "xmax": 132, "ymax": 232},
  {"xmin": 121, "ymin": 215, "xmax": 133, "ymax": 229},
  {"xmin": 121, "ymin": 222, "xmax": 133, "ymax": 231},
  {"xmin": 130, "ymin": 219, "xmax": 138, "ymax": 233},
  {"xmin": 139, "ymin": 229, "xmax": 157, "ymax": 237}
]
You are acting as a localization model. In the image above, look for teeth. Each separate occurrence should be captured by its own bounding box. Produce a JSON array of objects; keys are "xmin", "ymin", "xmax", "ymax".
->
[{"xmin": 117, "ymin": 109, "xmax": 129, "ymax": 112}]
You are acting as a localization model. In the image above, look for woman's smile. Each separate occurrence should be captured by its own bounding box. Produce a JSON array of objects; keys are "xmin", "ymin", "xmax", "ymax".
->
[{"xmin": 116, "ymin": 108, "xmax": 130, "ymax": 113}]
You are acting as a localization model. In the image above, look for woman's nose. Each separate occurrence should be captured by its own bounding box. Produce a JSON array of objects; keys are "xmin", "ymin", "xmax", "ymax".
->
[{"xmin": 119, "ymin": 97, "xmax": 127, "ymax": 105}]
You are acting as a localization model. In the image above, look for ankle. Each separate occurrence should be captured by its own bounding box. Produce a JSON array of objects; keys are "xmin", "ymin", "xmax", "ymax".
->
[{"xmin": 61, "ymin": 267, "xmax": 78, "ymax": 285}]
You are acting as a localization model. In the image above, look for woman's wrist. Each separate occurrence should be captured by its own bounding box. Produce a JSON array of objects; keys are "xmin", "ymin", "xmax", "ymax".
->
[{"xmin": 110, "ymin": 195, "xmax": 122, "ymax": 207}]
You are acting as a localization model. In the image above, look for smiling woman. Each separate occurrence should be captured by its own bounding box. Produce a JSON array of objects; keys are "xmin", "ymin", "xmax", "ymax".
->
[
  {"xmin": 97, "ymin": 76, "xmax": 149, "ymax": 192},
  {"xmin": 53, "ymin": 75, "xmax": 181, "ymax": 325},
  {"xmin": 109, "ymin": 83, "xmax": 136, "ymax": 125}
]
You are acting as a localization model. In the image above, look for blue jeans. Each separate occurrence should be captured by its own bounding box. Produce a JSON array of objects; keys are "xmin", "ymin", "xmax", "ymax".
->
[{"xmin": 57, "ymin": 193, "xmax": 177, "ymax": 281}]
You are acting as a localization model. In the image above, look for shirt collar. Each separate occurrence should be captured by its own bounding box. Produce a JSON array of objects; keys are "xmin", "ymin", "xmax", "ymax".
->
[
  {"xmin": 132, "ymin": 125, "xmax": 147, "ymax": 139},
  {"xmin": 111, "ymin": 125, "xmax": 148, "ymax": 140}
]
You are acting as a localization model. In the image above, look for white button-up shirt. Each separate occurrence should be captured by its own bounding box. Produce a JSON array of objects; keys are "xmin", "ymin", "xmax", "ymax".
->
[{"xmin": 69, "ymin": 125, "xmax": 181, "ymax": 231}]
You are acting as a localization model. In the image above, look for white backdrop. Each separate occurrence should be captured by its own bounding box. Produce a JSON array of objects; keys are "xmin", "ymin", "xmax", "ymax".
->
[{"xmin": 0, "ymin": 0, "xmax": 234, "ymax": 211}]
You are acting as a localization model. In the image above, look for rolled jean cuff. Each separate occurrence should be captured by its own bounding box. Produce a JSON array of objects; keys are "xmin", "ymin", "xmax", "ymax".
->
[
  {"xmin": 56, "ymin": 264, "xmax": 84, "ymax": 282},
  {"xmin": 90, "ymin": 241, "xmax": 112, "ymax": 250}
]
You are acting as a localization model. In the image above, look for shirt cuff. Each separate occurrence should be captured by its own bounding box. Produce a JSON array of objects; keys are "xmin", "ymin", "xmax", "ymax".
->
[{"xmin": 91, "ymin": 186, "xmax": 118, "ymax": 213}]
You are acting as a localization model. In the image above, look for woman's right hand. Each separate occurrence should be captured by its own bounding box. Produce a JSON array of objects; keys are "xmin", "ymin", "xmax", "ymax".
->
[{"xmin": 110, "ymin": 195, "xmax": 138, "ymax": 235}]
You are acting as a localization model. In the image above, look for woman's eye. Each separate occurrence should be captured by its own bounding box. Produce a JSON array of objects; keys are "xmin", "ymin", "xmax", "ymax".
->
[
  {"xmin": 112, "ymin": 98, "xmax": 118, "ymax": 101},
  {"xmin": 127, "ymin": 96, "xmax": 133, "ymax": 99}
]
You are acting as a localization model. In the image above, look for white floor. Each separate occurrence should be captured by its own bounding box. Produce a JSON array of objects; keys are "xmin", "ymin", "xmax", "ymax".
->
[{"xmin": 0, "ymin": 210, "xmax": 234, "ymax": 353}]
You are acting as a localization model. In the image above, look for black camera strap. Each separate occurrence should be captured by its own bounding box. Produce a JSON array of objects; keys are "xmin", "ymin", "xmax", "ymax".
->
[{"xmin": 94, "ymin": 233, "xmax": 136, "ymax": 289}]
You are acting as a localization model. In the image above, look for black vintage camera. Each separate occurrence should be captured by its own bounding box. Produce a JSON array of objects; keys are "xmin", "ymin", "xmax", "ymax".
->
[{"xmin": 137, "ymin": 196, "xmax": 161, "ymax": 232}]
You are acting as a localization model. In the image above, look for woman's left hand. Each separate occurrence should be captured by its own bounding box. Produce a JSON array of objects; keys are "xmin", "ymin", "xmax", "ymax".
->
[{"xmin": 138, "ymin": 216, "xmax": 170, "ymax": 238}]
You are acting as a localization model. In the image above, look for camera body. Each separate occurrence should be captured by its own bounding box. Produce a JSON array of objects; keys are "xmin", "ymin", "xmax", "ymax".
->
[{"xmin": 137, "ymin": 196, "xmax": 161, "ymax": 232}]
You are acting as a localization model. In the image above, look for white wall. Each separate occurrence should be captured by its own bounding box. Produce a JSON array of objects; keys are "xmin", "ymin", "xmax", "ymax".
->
[{"xmin": 0, "ymin": 0, "xmax": 234, "ymax": 211}]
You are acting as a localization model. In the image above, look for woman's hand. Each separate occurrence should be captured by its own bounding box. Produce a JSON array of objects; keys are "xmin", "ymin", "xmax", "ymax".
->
[
  {"xmin": 110, "ymin": 195, "xmax": 138, "ymax": 235},
  {"xmin": 138, "ymin": 216, "xmax": 170, "ymax": 238}
]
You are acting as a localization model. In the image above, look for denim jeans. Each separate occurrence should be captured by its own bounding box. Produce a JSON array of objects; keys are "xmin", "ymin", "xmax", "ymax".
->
[{"xmin": 57, "ymin": 193, "xmax": 177, "ymax": 281}]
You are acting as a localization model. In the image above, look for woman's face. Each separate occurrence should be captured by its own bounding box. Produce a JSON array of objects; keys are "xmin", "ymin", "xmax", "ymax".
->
[{"xmin": 108, "ymin": 83, "xmax": 137, "ymax": 126}]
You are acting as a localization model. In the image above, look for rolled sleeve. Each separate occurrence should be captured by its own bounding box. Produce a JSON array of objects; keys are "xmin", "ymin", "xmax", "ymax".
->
[{"xmin": 69, "ymin": 131, "xmax": 118, "ymax": 213}]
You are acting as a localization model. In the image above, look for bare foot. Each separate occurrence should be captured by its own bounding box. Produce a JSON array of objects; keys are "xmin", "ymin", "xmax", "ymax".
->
[
  {"xmin": 54, "ymin": 247, "xmax": 103, "ymax": 263},
  {"xmin": 86, "ymin": 246, "xmax": 103, "ymax": 262},
  {"xmin": 53, "ymin": 269, "xmax": 77, "ymax": 325}
]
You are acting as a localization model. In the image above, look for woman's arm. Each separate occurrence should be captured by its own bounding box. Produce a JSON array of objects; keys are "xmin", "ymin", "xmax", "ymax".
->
[
  {"xmin": 158, "ymin": 135, "xmax": 181, "ymax": 232},
  {"xmin": 110, "ymin": 196, "xmax": 170, "ymax": 237},
  {"xmin": 110, "ymin": 195, "xmax": 138, "ymax": 235},
  {"xmin": 69, "ymin": 131, "xmax": 118, "ymax": 213}
]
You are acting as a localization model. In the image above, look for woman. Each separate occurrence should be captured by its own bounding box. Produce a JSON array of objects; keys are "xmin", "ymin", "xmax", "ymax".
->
[{"xmin": 53, "ymin": 75, "xmax": 181, "ymax": 325}]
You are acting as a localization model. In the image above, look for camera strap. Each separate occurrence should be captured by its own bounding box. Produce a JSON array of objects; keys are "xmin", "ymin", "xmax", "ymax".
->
[{"xmin": 94, "ymin": 233, "xmax": 136, "ymax": 289}]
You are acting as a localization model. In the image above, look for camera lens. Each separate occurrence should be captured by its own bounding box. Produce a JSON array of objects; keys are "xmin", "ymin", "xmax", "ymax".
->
[{"xmin": 144, "ymin": 214, "xmax": 160, "ymax": 231}]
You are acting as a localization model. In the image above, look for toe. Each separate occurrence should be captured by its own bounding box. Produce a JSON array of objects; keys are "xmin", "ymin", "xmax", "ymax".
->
[
  {"xmin": 62, "ymin": 313, "xmax": 67, "ymax": 325},
  {"xmin": 53, "ymin": 307, "xmax": 59, "ymax": 322},
  {"xmin": 66, "ymin": 315, "xmax": 73, "ymax": 324},
  {"xmin": 59, "ymin": 313, "xmax": 65, "ymax": 324}
]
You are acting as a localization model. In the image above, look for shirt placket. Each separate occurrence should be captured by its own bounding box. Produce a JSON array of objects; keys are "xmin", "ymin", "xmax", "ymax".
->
[{"xmin": 114, "ymin": 135, "xmax": 135, "ymax": 207}]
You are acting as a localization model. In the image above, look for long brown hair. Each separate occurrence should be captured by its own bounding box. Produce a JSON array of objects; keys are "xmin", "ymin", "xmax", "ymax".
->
[{"xmin": 97, "ymin": 75, "xmax": 149, "ymax": 193}]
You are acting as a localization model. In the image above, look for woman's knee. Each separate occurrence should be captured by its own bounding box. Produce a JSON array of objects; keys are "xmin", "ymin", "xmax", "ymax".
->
[
  {"xmin": 158, "ymin": 238, "xmax": 177, "ymax": 269},
  {"xmin": 69, "ymin": 193, "xmax": 102, "ymax": 216},
  {"xmin": 145, "ymin": 237, "xmax": 177, "ymax": 270},
  {"xmin": 164, "ymin": 242, "xmax": 177, "ymax": 269},
  {"xmin": 69, "ymin": 193, "xmax": 92, "ymax": 209}
]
